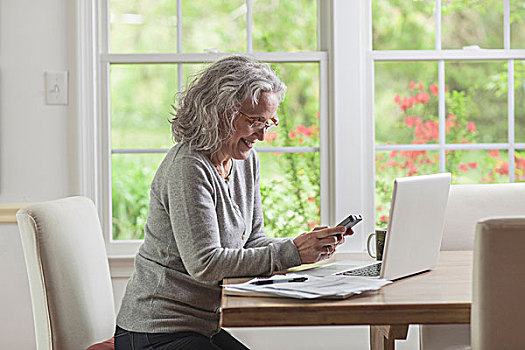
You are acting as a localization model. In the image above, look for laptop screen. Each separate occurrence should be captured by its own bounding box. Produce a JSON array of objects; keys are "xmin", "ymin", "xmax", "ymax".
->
[{"xmin": 381, "ymin": 173, "xmax": 451, "ymax": 280}]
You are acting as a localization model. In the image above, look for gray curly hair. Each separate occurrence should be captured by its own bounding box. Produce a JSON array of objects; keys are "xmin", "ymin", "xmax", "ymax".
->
[{"xmin": 170, "ymin": 55, "xmax": 286, "ymax": 156}]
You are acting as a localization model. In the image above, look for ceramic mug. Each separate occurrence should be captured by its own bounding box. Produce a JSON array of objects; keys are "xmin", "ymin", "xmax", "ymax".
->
[{"xmin": 367, "ymin": 228, "xmax": 387, "ymax": 260}]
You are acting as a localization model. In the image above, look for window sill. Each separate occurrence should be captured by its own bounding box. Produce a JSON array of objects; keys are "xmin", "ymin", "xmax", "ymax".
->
[{"xmin": 108, "ymin": 255, "xmax": 135, "ymax": 278}]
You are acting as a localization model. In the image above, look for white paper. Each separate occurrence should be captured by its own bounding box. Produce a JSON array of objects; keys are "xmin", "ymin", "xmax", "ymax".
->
[{"xmin": 224, "ymin": 273, "xmax": 391, "ymax": 299}]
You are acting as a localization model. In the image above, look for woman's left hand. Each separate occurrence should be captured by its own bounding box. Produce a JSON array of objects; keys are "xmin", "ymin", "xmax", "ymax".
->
[
  {"xmin": 292, "ymin": 226, "xmax": 350, "ymax": 264},
  {"xmin": 312, "ymin": 226, "xmax": 352, "ymax": 246}
]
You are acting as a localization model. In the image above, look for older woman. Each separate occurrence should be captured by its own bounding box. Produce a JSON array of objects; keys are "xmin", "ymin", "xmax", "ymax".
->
[{"xmin": 114, "ymin": 55, "xmax": 350, "ymax": 350}]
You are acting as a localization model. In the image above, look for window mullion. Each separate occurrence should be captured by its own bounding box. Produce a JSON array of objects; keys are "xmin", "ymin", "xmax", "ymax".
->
[
  {"xmin": 435, "ymin": 0, "xmax": 442, "ymax": 51},
  {"xmin": 504, "ymin": 0, "xmax": 510, "ymax": 50},
  {"xmin": 372, "ymin": 49, "xmax": 525, "ymax": 61},
  {"xmin": 246, "ymin": 0, "xmax": 253, "ymax": 53},
  {"xmin": 319, "ymin": 58, "xmax": 331, "ymax": 226},
  {"xmin": 177, "ymin": 0, "xmax": 182, "ymax": 53},
  {"xmin": 177, "ymin": 0, "xmax": 183, "ymax": 92},
  {"xmin": 102, "ymin": 52, "xmax": 328, "ymax": 63},
  {"xmin": 508, "ymin": 59, "xmax": 515, "ymax": 182},
  {"xmin": 110, "ymin": 147, "xmax": 321, "ymax": 154},
  {"xmin": 376, "ymin": 143, "xmax": 513, "ymax": 151},
  {"xmin": 100, "ymin": 61, "xmax": 112, "ymax": 248},
  {"xmin": 438, "ymin": 59, "xmax": 446, "ymax": 173},
  {"xmin": 506, "ymin": 0, "xmax": 514, "ymax": 182}
]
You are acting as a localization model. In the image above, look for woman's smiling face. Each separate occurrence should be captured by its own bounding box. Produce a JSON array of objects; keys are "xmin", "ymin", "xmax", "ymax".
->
[{"xmin": 217, "ymin": 92, "xmax": 279, "ymax": 163}]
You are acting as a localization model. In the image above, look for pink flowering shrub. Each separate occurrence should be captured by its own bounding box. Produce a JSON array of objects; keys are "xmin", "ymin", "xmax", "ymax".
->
[{"xmin": 375, "ymin": 80, "xmax": 525, "ymax": 226}]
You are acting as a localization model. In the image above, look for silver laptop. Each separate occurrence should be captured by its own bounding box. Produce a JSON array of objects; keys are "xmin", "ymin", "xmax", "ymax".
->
[{"xmin": 307, "ymin": 173, "xmax": 451, "ymax": 281}]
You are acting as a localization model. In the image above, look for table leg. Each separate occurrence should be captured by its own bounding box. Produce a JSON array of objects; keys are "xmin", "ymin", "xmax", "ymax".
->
[{"xmin": 370, "ymin": 325, "xmax": 409, "ymax": 350}]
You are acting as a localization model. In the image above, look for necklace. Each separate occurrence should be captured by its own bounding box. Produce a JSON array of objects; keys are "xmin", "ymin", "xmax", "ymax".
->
[{"xmin": 214, "ymin": 159, "xmax": 232, "ymax": 181}]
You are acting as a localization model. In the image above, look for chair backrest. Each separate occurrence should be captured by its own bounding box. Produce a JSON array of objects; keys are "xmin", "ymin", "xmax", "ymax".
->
[
  {"xmin": 421, "ymin": 183, "xmax": 525, "ymax": 350},
  {"xmin": 441, "ymin": 183, "xmax": 525, "ymax": 250},
  {"xmin": 472, "ymin": 216, "xmax": 525, "ymax": 350},
  {"xmin": 16, "ymin": 197, "xmax": 115, "ymax": 350}
]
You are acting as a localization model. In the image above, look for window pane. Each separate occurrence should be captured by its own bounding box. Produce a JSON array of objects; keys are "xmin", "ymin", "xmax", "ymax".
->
[
  {"xmin": 442, "ymin": 0, "xmax": 503, "ymax": 49},
  {"xmin": 516, "ymin": 61, "xmax": 525, "ymax": 142},
  {"xmin": 110, "ymin": 0, "xmax": 177, "ymax": 53},
  {"xmin": 253, "ymin": 0, "xmax": 317, "ymax": 52},
  {"xmin": 372, "ymin": 0, "xmax": 435, "ymax": 50},
  {"xmin": 516, "ymin": 150, "xmax": 525, "ymax": 182},
  {"xmin": 259, "ymin": 152, "xmax": 320, "ymax": 237},
  {"xmin": 510, "ymin": 0, "xmax": 525, "ymax": 49},
  {"xmin": 112, "ymin": 153, "xmax": 165, "ymax": 240},
  {"xmin": 445, "ymin": 61, "xmax": 507, "ymax": 143},
  {"xmin": 375, "ymin": 62, "xmax": 438, "ymax": 145},
  {"xmin": 111, "ymin": 64, "xmax": 176, "ymax": 149},
  {"xmin": 375, "ymin": 150, "xmax": 440, "ymax": 226},
  {"xmin": 181, "ymin": 0, "xmax": 245, "ymax": 53},
  {"xmin": 262, "ymin": 63, "xmax": 320, "ymax": 148},
  {"xmin": 446, "ymin": 149, "xmax": 509, "ymax": 184}
]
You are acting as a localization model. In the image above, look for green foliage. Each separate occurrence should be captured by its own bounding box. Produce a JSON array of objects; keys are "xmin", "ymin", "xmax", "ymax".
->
[
  {"xmin": 180, "ymin": 0, "xmax": 246, "ymax": 53},
  {"xmin": 252, "ymin": 0, "xmax": 317, "ymax": 52},
  {"xmin": 372, "ymin": 0, "xmax": 435, "ymax": 50},
  {"xmin": 259, "ymin": 106, "xmax": 320, "ymax": 237},
  {"xmin": 112, "ymin": 154, "xmax": 164, "ymax": 239},
  {"xmin": 110, "ymin": 64, "xmax": 177, "ymax": 149},
  {"xmin": 510, "ymin": 0, "xmax": 525, "ymax": 23},
  {"xmin": 110, "ymin": 0, "xmax": 178, "ymax": 53}
]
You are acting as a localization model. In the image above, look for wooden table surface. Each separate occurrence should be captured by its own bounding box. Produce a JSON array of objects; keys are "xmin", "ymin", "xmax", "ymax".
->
[{"xmin": 221, "ymin": 251, "xmax": 473, "ymax": 349}]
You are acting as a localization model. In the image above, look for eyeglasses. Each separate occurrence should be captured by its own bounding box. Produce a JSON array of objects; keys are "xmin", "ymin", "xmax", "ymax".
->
[{"xmin": 238, "ymin": 111, "xmax": 279, "ymax": 131}]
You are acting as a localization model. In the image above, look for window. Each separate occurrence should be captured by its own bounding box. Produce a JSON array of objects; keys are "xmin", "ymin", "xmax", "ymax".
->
[
  {"xmin": 90, "ymin": 0, "xmax": 332, "ymax": 254},
  {"xmin": 371, "ymin": 0, "xmax": 525, "ymax": 226}
]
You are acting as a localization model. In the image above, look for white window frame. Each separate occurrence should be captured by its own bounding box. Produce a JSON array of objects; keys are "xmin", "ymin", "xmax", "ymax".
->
[
  {"xmin": 76, "ymin": 0, "xmax": 378, "ymax": 257},
  {"xmin": 329, "ymin": 0, "xmax": 373, "ymax": 251},
  {"xmin": 368, "ymin": 0, "xmax": 525, "ymax": 235}
]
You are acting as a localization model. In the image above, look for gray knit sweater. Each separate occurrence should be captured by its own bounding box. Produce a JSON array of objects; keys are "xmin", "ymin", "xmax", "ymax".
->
[{"xmin": 116, "ymin": 143, "xmax": 302, "ymax": 337}]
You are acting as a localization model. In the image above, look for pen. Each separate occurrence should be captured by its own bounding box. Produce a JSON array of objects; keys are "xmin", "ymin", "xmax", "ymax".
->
[{"xmin": 251, "ymin": 277, "xmax": 308, "ymax": 285}]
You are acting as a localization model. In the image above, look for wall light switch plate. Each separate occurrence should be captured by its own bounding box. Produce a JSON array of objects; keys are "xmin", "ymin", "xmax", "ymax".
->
[{"xmin": 45, "ymin": 71, "xmax": 68, "ymax": 105}]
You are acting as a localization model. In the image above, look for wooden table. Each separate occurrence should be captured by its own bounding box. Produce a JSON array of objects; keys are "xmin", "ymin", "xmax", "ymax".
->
[{"xmin": 220, "ymin": 251, "xmax": 473, "ymax": 350}]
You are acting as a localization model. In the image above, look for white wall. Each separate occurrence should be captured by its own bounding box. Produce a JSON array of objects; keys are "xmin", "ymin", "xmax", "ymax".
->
[
  {"xmin": 0, "ymin": 0, "xmax": 78, "ymax": 347},
  {"xmin": 0, "ymin": 0, "xmax": 420, "ymax": 348},
  {"xmin": 0, "ymin": 0, "xmax": 78, "ymax": 204}
]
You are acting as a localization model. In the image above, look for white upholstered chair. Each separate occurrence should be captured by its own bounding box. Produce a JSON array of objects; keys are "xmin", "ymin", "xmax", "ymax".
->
[
  {"xmin": 420, "ymin": 183, "xmax": 525, "ymax": 350},
  {"xmin": 16, "ymin": 197, "xmax": 115, "ymax": 350},
  {"xmin": 471, "ymin": 216, "xmax": 525, "ymax": 350}
]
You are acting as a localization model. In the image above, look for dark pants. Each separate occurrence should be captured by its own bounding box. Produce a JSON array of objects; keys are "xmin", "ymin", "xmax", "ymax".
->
[{"xmin": 114, "ymin": 326, "xmax": 249, "ymax": 350}]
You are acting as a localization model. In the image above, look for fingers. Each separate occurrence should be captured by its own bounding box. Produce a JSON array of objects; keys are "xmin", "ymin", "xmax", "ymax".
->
[
  {"xmin": 343, "ymin": 228, "xmax": 355, "ymax": 236},
  {"xmin": 318, "ymin": 235, "xmax": 338, "ymax": 247},
  {"xmin": 313, "ymin": 226, "xmax": 346, "ymax": 239},
  {"xmin": 322, "ymin": 244, "xmax": 339, "ymax": 260},
  {"xmin": 293, "ymin": 225, "xmax": 353, "ymax": 264}
]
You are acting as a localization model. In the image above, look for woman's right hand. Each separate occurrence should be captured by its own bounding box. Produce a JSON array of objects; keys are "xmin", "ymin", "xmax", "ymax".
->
[{"xmin": 292, "ymin": 226, "xmax": 347, "ymax": 264}]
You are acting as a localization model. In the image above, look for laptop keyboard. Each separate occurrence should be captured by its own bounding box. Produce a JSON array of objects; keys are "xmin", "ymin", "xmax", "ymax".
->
[{"xmin": 337, "ymin": 262, "xmax": 382, "ymax": 277}]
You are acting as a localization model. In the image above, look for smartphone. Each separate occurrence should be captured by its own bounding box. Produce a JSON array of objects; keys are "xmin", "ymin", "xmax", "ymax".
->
[{"xmin": 336, "ymin": 214, "xmax": 363, "ymax": 235}]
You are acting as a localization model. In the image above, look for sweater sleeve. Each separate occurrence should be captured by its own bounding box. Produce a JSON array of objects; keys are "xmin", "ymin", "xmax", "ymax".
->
[{"xmin": 166, "ymin": 155, "xmax": 301, "ymax": 281}]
